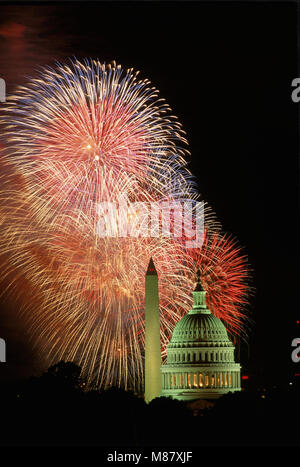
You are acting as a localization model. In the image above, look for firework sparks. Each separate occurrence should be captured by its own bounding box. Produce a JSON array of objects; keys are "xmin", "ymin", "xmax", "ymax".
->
[
  {"xmin": 1, "ymin": 59, "xmax": 196, "ymax": 225},
  {"xmin": 0, "ymin": 59, "xmax": 250, "ymax": 390}
]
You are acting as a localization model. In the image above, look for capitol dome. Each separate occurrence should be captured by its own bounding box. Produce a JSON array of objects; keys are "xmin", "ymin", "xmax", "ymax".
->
[
  {"xmin": 161, "ymin": 270, "xmax": 241, "ymax": 401},
  {"xmin": 170, "ymin": 312, "xmax": 231, "ymax": 344}
]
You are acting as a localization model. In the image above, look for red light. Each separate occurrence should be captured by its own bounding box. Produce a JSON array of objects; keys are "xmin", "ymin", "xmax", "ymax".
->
[
  {"xmin": 294, "ymin": 373, "xmax": 300, "ymax": 376},
  {"xmin": 296, "ymin": 321, "xmax": 300, "ymax": 324},
  {"xmin": 242, "ymin": 375, "xmax": 249, "ymax": 380}
]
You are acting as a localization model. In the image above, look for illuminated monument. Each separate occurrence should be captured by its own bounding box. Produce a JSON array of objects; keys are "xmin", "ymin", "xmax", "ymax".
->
[
  {"xmin": 145, "ymin": 261, "xmax": 241, "ymax": 402},
  {"xmin": 144, "ymin": 258, "xmax": 162, "ymax": 403}
]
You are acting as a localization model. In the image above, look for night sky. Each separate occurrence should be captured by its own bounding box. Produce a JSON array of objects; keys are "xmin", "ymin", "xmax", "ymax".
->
[{"xmin": 0, "ymin": 2, "xmax": 298, "ymax": 386}]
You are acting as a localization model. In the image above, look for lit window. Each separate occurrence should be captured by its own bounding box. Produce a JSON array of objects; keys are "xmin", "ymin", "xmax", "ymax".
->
[
  {"xmin": 193, "ymin": 373, "xmax": 198, "ymax": 388},
  {"xmin": 199, "ymin": 373, "xmax": 203, "ymax": 387}
]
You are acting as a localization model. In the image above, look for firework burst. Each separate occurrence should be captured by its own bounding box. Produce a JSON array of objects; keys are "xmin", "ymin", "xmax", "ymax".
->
[
  {"xmin": 0, "ymin": 59, "xmax": 251, "ymax": 390},
  {"xmin": 1, "ymin": 59, "xmax": 196, "ymax": 226}
]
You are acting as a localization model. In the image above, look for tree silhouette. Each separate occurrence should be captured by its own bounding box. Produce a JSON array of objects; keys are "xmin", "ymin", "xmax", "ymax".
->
[{"xmin": 45, "ymin": 361, "xmax": 82, "ymax": 388}]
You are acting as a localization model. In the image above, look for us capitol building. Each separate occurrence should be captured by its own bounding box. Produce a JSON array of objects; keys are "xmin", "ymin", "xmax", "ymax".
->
[{"xmin": 144, "ymin": 259, "xmax": 241, "ymax": 403}]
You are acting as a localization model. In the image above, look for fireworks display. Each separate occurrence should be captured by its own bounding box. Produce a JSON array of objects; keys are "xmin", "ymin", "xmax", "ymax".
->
[{"xmin": 0, "ymin": 59, "xmax": 250, "ymax": 390}]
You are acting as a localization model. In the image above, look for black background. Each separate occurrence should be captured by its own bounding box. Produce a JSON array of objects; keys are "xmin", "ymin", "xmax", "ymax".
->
[{"xmin": 0, "ymin": 1, "xmax": 299, "ymax": 387}]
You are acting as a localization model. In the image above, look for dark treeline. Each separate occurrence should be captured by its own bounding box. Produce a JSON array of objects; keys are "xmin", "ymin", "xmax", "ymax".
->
[{"xmin": 0, "ymin": 361, "xmax": 299, "ymax": 447}]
